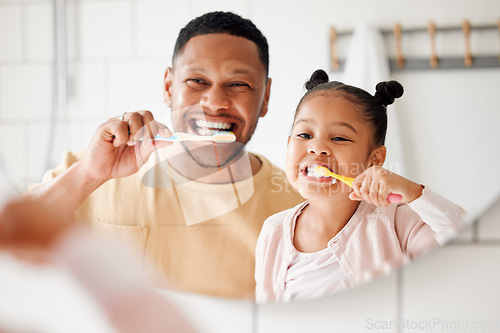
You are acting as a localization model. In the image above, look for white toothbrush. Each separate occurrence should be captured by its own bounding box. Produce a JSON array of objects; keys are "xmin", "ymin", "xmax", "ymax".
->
[{"xmin": 154, "ymin": 131, "xmax": 236, "ymax": 143}]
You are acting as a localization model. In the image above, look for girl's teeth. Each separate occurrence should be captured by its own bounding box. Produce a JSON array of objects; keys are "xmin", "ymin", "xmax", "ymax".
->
[
  {"xmin": 306, "ymin": 165, "xmax": 330, "ymax": 178},
  {"xmin": 331, "ymin": 178, "xmax": 337, "ymax": 184}
]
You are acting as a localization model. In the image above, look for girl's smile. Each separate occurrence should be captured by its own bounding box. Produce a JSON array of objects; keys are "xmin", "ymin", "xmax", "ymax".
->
[{"xmin": 299, "ymin": 164, "xmax": 337, "ymax": 184}]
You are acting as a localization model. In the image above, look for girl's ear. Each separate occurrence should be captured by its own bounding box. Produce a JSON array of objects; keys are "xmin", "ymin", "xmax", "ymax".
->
[
  {"xmin": 287, "ymin": 136, "xmax": 291, "ymax": 146},
  {"xmin": 369, "ymin": 145, "xmax": 387, "ymax": 167}
]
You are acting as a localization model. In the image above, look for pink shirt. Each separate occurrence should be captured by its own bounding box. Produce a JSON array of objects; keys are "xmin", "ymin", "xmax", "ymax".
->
[{"xmin": 255, "ymin": 187, "xmax": 465, "ymax": 303}]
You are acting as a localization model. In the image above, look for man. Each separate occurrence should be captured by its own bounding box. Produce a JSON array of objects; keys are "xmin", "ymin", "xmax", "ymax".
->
[{"xmin": 30, "ymin": 11, "xmax": 303, "ymax": 299}]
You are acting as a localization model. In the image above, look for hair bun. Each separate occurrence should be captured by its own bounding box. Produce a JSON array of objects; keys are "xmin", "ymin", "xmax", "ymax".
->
[
  {"xmin": 305, "ymin": 69, "xmax": 329, "ymax": 90},
  {"xmin": 374, "ymin": 80, "xmax": 404, "ymax": 107}
]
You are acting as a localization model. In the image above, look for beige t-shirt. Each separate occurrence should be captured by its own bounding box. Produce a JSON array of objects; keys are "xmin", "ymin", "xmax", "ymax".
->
[{"xmin": 39, "ymin": 149, "xmax": 304, "ymax": 299}]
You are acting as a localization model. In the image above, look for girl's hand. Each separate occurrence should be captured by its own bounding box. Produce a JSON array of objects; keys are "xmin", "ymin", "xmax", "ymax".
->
[{"xmin": 349, "ymin": 165, "xmax": 423, "ymax": 207}]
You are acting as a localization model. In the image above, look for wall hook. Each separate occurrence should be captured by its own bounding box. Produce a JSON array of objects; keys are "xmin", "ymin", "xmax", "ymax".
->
[
  {"xmin": 497, "ymin": 18, "xmax": 500, "ymax": 64},
  {"xmin": 428, "ymin": 22, "xmax": 438, "ymax": 68},
  {"xmin": 330, "ymin": 26, "xmax": 339, "ymax": 70},
  {"xmin": 463, "ymin": 20, "xmax": 472, "ymax": 67},
  {"xmin": 393, "ymin": 23, "xmax": 405, "ymax": 69}
]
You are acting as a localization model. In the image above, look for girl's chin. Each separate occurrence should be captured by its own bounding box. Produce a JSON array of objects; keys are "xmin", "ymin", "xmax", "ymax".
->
[{"xmin": 297, "ymin": 186, "xmax": 348, "ymax": 201}]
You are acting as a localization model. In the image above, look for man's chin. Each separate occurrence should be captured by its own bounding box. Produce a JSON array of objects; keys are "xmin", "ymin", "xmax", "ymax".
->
[{"xmin": 182, "ymin": 142, "xmax": 246, "ymax": 169}]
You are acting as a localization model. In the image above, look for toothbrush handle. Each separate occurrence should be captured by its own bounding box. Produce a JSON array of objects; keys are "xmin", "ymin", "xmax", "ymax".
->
[
  {"xmin": 154, "ymin": 133, "xmax": 200, "ymax": 142},
  {"xmin": 388, "ymin": 193, "xmax": 403, "ymax": 204},
  {"xmin": 154, "ymin": 134, "xmax": 175, "ymax": 141}
]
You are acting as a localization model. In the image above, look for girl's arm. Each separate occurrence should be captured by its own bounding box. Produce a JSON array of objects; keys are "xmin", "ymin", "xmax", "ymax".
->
[
  {"xmin": 350, "ymin": 165, "xmax": 466, "ymax": 256},
  {"xmin": 405, "ymin": 186, "xmax": 466, "ymax": 246}
]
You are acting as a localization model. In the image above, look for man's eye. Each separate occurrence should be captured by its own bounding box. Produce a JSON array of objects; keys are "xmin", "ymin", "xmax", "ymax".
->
[
  {"xmin": 298, "ymin": 133, "xmax": 312, "ymax": 139},
  {"xmin": 187, "ymin": 78, "xmax": 204, "ymax": 84},
  {"xmin": 230, "ymin": 82, "xmax": 251, "ymax": 88}
]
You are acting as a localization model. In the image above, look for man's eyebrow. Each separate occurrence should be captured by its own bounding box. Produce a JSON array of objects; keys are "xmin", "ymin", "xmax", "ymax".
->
[
  {"xmin": 294, "ymin": 118, "xmax": 358, "ymax": 133},
  {"xmin": 183, "ymin": 67, "xmax": 256, "ymax": 75}
]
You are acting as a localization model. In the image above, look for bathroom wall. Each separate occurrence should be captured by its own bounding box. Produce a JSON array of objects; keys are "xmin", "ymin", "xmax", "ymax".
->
[{"xmin": 0, "ymin": 0, "xmax": 499, "ymax": 332}]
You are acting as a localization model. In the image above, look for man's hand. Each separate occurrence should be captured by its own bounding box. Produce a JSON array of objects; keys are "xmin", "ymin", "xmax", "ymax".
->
[{"xmin": 78, "ymin": 110, "xmax": 172, "ymax": 185}]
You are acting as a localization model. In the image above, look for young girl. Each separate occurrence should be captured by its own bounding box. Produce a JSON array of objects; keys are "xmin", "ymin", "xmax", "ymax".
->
[{"xmin": 255, "ymin": 69, "xmax": 465, "ymax": 303}]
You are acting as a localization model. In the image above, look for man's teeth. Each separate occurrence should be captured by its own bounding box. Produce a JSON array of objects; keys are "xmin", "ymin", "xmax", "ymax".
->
[{"xmin": 195, "ymin": 120, "xmax": 233, "ymax": 136}]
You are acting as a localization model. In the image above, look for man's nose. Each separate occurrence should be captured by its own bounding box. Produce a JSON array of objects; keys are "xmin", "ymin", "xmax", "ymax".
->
[{"xmin": 200, "ymin": 85, "xmax": 230, "ymax": 112}]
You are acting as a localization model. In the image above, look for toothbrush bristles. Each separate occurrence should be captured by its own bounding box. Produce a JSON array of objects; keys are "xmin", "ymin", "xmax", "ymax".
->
[
  {"xmin": 314, "ymin": 166, "xmax": 330, "ymax": 177},
  {"xmin": 213, "ymin": 131, "xmax": 236, "ymax": 143}
]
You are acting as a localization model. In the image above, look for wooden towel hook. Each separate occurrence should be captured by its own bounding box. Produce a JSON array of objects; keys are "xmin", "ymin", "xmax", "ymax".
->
[
  {"xmin": 428, "ymin": 21, "xmax": 438, "ymax": 68},
  {"xmin": 462, "ymin": 20, "xmax": 472, "ymax": 67},
  {"xmin": 497, "ymin": 18, "xmax": 500, "ymax": 64},
  {"xmin": 393, "ymin": 23, "xmax": 405, "ymax": 69},
  {"xmin": 330, "ymin": 26, "xmax": 339, "ymax": 70}
]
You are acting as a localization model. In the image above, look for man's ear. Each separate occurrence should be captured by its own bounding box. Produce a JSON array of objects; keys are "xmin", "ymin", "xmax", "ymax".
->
[
  {"xmin": 369, "ymin": 145, "xmax": 387, "ymax": 167},
  {"xmin": 259, "ymin": 78, "xmax": 272, "ymax": 118},
  {"xmin": 163, "ymin": 67, "xmax": 173, "ymax": 108}
]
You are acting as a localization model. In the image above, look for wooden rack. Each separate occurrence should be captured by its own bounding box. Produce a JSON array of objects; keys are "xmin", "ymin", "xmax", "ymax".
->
[{"xmin": 330, "ymin": 20, "xmax": 500, "ymax": 71}]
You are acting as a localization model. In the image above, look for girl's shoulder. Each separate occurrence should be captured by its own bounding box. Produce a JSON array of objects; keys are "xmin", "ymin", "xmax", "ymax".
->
[{"xmin": 260, "ymin": 201, "xmax": 308, "ymax": 235}]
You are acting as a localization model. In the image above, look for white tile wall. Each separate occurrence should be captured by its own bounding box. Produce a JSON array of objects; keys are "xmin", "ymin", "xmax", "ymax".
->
[
  {"xmin": 136, "ymin": 0, "xmax": 188, "ymax": 58},
  {"xmin": 0, "ymin": 63, "xmax": 52, "ymax": 121},
  {"xmin": 78, "ymin": 1, "xmax": 132, "ymax": 59},
  {"xmin": 0, "ymin": 123, "xmax": 26, "ymax": 182},
  {"xmin": 26, "ymin": 3, "xmax": 53, "ymax": 60},
  {"xmin": 0, "ymin": 5, "xmax": 23, "ymax": 61},
  {"xmin": 107, "ymin": 59, "xmax": 167, "ymax": 117},
  {"xmin": 67, "ymin": 61, "xmax": 107, "ymax": 118},
  {"xmin": 1, "ymin": 1, "xmax": 500, "ymax": 332},
  {"xmin": 189, "ymin": 0, "xmax": 249, "ymax": 18},
  {"xmin": 25, "ymin": 121, "xmax": 51, "ymax": 179},
  {"xmin": 65, "ymin": 2, "xmax": 78, "ymax": 59}
]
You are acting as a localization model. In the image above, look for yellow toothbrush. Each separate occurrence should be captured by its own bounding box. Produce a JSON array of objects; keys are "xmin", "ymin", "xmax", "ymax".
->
[{"xmin": 313, "ymin": 166, "xmax": 402, "ymax": 203}]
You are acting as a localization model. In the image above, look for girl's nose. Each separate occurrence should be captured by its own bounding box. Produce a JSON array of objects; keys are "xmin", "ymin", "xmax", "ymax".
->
[
  {"xmin": 200, "ymin": 86, "xmax": 230, "ymax": 112},
  {"xmin": 308, "ymin": 142, "xmax": 331, "ymax": 156}
]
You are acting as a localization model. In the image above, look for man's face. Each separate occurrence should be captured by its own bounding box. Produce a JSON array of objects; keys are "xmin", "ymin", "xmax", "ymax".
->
[{"xmin": 164, "ymin": 33, "xmax": 271, "ymax": 168}]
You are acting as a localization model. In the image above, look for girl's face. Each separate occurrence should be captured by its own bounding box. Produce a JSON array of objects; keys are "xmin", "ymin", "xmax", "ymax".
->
[{"xmin": 285, "ymin": 93, "xmax": 385, "ymax": 200}]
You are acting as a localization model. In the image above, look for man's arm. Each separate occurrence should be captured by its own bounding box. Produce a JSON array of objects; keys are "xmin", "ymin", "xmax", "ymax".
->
[{"xmin": 29, "ymin": 111, "xmax": 171, "ymax": 217}]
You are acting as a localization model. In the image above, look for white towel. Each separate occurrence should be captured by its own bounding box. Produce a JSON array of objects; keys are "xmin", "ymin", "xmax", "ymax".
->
[{"xmin": 334, "ymin": 23, "xmax": 407, "ymax": 176}]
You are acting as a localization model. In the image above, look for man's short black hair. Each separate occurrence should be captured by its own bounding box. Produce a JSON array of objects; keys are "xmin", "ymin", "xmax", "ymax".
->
[{"xmin": 173, "ymin": 11, "xmax": 269, "ymax": 75}]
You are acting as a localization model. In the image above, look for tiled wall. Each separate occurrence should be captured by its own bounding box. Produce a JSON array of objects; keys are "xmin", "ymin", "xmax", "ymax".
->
[{"xmin": 1, "ymin": 0, "xmax": 499, "ymax": 332}]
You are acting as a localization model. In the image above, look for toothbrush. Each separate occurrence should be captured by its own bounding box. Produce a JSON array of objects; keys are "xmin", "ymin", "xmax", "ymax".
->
[
  {"xmin": 313, "ymin": 166, "xmax": 403, "ymax": 204},
  {"xmin": 153, "ymin": 131, "xmax": 236, "ymax": 143}
]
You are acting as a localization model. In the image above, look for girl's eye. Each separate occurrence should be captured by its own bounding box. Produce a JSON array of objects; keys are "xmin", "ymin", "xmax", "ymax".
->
[
  {"xmin": 332, "ymin": 137, "xmax": 350, "ymax": 142},
  {"xmin": 298, "ymin": 133, "xmax": 312, "ymax": 139}
]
